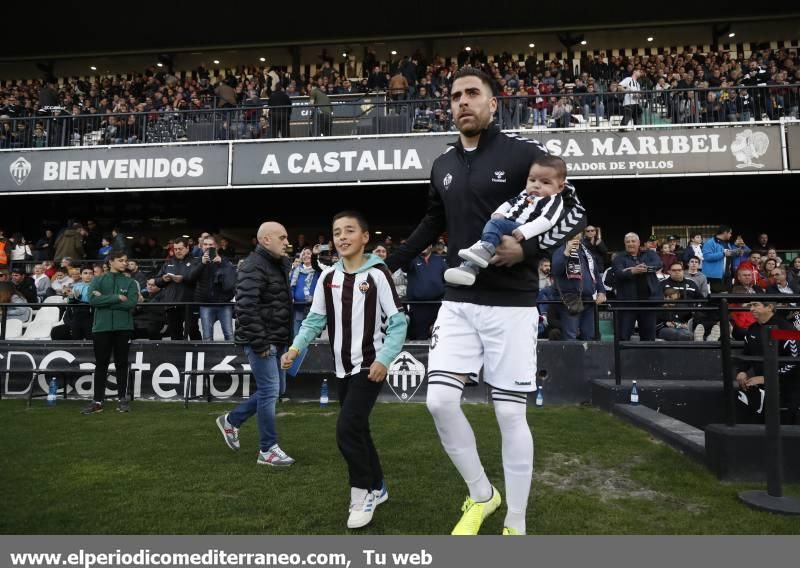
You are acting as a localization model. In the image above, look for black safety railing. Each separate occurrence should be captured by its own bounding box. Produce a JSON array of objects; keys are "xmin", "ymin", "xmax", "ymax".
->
[
  {"xmin": 607, "ymin": 293, "xmax": 800, "ymax": 426},
  {"xmin": 2, "ymin": 84, "xmax": 798, "ymax": 150}
]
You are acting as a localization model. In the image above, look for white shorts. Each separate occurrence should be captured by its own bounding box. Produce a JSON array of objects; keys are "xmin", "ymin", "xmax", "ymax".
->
[{"xmin": 428, "ymin": 301, "xmax": 538, "ymax": 392}]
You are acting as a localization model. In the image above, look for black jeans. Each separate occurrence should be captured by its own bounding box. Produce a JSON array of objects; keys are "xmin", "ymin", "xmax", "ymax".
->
[
  {"xmin": 336, "ymin": 371, "xmax": 384, "ymax": 491},
  {"xmin": 409, "ymin": 302, "xmax": 441, "ymax": 340},
  {"xmin": 619, "ymin": 310, "xmax": 657, "ymax": 341},
  {"xmin": 708, "ymin": 278, "xmax": 730, "ymax": 294},
  {"xmin": 166, "ymin": 306, "xmax": 201, "ymax": 340},
  {"xmin": 92, "ymin": 330, "xmax": 132, "ymax": 403}
]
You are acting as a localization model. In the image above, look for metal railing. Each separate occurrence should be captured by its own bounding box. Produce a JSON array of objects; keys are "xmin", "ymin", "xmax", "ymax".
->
[
  {"xmin": 2, "ymin": 85, "xmax": 798, "ymax": 150},
  {"xmin": 606, "ymin": 293, "xmax": 800, "ymax": 426}
]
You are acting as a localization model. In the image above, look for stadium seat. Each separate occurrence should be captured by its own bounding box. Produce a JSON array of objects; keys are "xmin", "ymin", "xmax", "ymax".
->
[
  {"xmin": 43, "ymin": 296, "xmax": 66, "ymax": 304},
  {"xmin": 24, "ymin": 306, "xmax": 61, "ymax": 328},
  {"xmin": 21, "ymin": 319, "xmax": 55, "ymax": 340},
  {"xmin": 3, "ymin": 319, "xmax": 24, "ymax": 339}
]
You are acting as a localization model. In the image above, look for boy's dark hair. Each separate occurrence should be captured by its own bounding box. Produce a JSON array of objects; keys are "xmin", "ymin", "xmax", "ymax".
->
[
  {"xmin": 533, "ymin": 154, "xmax": 567, "ymax": 180},
  {"xmin": 663, "ymin": 286, "xmax": 680, "ymax": 298},
  {"xmin": 452, "ymin": 66, "xmax": 496, "ymax": 95},
  {"xmin": 688, "ymin": 255, "xmax": 701, "ymax": 263},
  {"xmin": 332, "ymin": 210, "xmax": 369, "ymax": 232},
  {"xmin": 174, "ymin": 237, "xmax": 190, "ymax": 248},
  {"xmin": 717, "ymin": 224, "xmax": 732, "ymax": 235},
  {"xmin": 107, "ymin": 250, "xmax": 127, "ymax": 262}
]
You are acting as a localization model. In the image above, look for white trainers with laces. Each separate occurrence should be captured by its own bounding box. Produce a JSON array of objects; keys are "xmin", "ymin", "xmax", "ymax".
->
[
  {"xmin": 216, "ymin": 413, "xmax": 240, "ymax": 451},
  {"xmin": 257, "ymin": 444, "xmax": 295, "ymax": 466},
  {"xmin": 348, "ymin": 488, "xmax": 378, "ymax": 529}
]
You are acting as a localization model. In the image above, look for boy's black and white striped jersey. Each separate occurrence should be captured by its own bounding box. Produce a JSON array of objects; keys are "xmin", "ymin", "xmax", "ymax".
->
[{"xmin": 311, "ymin": 263, "xmax": 404, "ymax": 378}]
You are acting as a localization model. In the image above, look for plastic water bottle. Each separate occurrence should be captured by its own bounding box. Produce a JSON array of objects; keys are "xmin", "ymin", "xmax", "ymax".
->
[
  {"xmin": 47, "ymin": 378, "xmax": 57, "ymax": 406},
  {"xmin": 536, "ymin": 386, "xmax": 543, "ymax": 407},
  {"xmin": 320, "ymin": 378, "xmax": 329, "ymax": 408},
  {"xmin": 630, "ymin": 380, "xmax": 639, "ymax": 405}
]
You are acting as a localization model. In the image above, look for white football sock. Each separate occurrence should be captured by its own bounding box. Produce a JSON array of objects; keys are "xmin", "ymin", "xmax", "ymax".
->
[
  {"xmin": 426, "ymin": 374, "xmax": 492, "ymax": 502},
  {"xmin": 492, "ymin": 389, "xmax": 533, "ymax": 535}
]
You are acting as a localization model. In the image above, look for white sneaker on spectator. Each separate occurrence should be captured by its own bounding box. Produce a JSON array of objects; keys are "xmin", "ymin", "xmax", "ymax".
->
[
  {"xmin": 707, "ymin": 324, "xmax": 721, "ymax": 342},
  {"xmin": 693, "ymin": 324, "xmax": 705, "ymax": 342}
]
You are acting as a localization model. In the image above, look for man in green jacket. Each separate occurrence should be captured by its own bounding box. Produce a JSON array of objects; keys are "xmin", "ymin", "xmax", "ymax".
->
[{"xmin": 81, "ymin": 251, "xmax": 139, "ymax": 414}]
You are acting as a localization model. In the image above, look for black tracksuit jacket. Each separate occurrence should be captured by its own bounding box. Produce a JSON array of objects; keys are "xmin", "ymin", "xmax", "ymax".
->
[{"xmin": 387, "ymin": 124, "xmax": 585, "ymax": 306}]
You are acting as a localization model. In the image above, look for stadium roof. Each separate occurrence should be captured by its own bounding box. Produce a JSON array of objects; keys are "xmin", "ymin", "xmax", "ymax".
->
[{"xmin": 4, "ymin": 7, "xmax": 799, "ymax": 61}]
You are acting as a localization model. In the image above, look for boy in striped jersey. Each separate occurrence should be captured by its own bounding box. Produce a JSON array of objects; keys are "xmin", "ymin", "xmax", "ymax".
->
[
  {"xmin": 445, "ymin": 154, "xmax": 578, "ymax": 286},
  {"xmin": 281, "ymin": 211, "xmax": 408, "ymax": 530}
]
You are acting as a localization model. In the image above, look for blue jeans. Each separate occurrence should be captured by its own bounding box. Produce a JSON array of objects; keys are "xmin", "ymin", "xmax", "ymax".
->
[
  {"xmin": 228, "ymin": 345, "xmax": 285, "ymax": 451},
  {"xmin": 200, "ymin": 305, "xmax": 233, "ymax": 341},
  {"xmin": 557, "ymin": 302, "xmax": 596, "ymax": 340},
  {"xmin": 481, "ymin": 217, "xmax": 522, "ymax": 250}
]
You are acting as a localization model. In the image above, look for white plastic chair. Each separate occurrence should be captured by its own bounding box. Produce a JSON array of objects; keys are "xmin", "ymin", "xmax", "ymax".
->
[
  {"xmin": 3, "ymin": 319, "xmax": 23, "ymax": 339},
  {"xmin": 24, "ymin": 306, "xmax": 61, "ymax": 329},
  {"xmin": 21, "ymin": 319, "xmax": 54, "ymax": 340},
  {"xmin": 43, "ymin": 296, "xmax": 66, "ymax": 304}
]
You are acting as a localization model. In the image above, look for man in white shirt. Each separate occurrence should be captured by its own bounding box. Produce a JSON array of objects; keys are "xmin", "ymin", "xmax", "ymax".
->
[{"xmin": 619, "ymin": 69, "xmax": 642, "ymax": 126}]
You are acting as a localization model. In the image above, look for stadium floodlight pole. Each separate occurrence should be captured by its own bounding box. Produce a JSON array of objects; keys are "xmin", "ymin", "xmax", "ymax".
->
[{"xmin": 738, "ymin": 325, "xmax": 800, "ymax": 514}]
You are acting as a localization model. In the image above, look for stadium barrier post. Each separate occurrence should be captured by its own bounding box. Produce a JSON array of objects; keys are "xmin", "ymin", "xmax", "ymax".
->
[
  {"xmin": 738, "ymin": 325, "xmax": 800, "ymax": 514},
  {"xmin": 613, "ymin": 305, "xmax": 622, "ymax": 385},
  {"xmin": 1, "ymin": 305, "xmax": 5, "ymax": 399},
  {"xmin": 718, "ymin": 298, "xmax": 736, "ymax": 426}
]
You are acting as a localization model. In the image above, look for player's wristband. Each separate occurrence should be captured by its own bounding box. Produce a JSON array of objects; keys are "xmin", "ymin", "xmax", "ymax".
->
[{"xmin": 288, "ymin": 346, "xmax": 300, "ymax": 354}]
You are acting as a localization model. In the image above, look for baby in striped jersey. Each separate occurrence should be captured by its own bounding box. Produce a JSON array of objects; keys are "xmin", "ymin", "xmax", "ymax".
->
[{"xmin": 445, "ymin": 154, "xmax": 579, "ymax": 286}]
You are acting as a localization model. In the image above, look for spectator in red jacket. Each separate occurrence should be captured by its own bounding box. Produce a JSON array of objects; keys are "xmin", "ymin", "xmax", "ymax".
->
[{"xmin": 737, "ymin": 251, "xmax": 769, "ymax": 290}]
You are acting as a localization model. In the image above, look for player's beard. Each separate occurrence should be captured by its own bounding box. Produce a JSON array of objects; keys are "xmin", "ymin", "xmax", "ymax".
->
[{"xmin": 457, "ymin": 113, "xmax": 485, "ymax": 138}]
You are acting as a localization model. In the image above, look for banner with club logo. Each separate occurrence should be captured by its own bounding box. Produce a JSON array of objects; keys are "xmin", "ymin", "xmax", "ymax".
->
[{"xmin": 0, "ymin": 144, "xmax": 229, "ymax": 193}]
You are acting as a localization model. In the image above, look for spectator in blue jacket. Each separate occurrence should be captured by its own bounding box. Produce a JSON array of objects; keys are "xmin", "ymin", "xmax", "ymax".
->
[
  {"xmin": 286, "ymin": 248, "xmax": 322, "ymax": 387},
  {"xmin": 701, "ymin": 225, "xmax": 746, "ymax": 294},
  {"xmin": 612, "ymin": 233, "xmax": 663, "ymax": 341},
  {"xmin": 551, "ymin": 234, "xmax": 606, "ymax": 340},
  {"xmin": 405, "ymin": 245, "xmax": 447, "ymax": 340}
]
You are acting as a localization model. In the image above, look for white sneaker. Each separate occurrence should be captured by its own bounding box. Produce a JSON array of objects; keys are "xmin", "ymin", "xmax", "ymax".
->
[
  {"xmin": 257, "ymin": 444, "xmax": 295, "ymax": 466},
  {"xmin": 707, "ymin": 323, "xmax": 721, "ymax": 342},
  {"xmin": 444, "ymin": 267, "xmax": 477, "ymax": 286},
  {"xmin": 347, "ymin": 487, "xmax": 378, "ymax": 529},
  {"xmin": 693, "ymin": 323, "xmax": 705, "ymax": 342},
  {"xmin": 216, "ymin": 413, "xmax": 240, "ymax": 451}
]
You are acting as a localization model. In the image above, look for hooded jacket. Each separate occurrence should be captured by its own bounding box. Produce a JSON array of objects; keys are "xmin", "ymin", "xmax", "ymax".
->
[{"xmin": 291, "ymin": 254, "xmax": 407, "ymax": 376}]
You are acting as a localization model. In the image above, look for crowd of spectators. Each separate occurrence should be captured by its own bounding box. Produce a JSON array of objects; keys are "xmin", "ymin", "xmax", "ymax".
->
[
  {"xmin": 2, "ymin": 216, "xmax": 799, "ymax": 346},
  {"xmin": 1, "ymin": 44, "xmax": 798, "ymax": 148}
]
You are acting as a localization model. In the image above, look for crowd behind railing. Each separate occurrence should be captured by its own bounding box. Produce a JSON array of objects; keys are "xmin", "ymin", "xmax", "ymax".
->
[
  {"xmin": 2, "ymin": 219, "xmax": 800, "ymax": 345},
  {"xmin": 2, "ymin": 45, "xmax": 799, "ymax": 147}
]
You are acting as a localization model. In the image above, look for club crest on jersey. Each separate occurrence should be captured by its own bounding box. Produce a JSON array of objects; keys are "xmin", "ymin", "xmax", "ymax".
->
[
  {"xmin": 358, "ymin": 281, "xmax": 370, "ymax": 294},
  {"xmin": 387, "ymin": 351, "xmax": 426, "ymax": 402},
  {"xmin": 443, "ymin": 173, "xmax": 453, "ymax": 189},
  {"xmin": 491, "ymin": 170, "xmax": 506, "ymax": 183}
]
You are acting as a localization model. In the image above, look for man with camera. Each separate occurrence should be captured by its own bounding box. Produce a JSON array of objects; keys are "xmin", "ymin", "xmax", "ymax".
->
[
  {"xmin": 190, "ymin": 235, "xmax": 236, "ymax": 341},
  {"xmin": 550, "ymin": 234, "xmax": 605, "ymax": 340},
  {"xmin": 612, "ymin": 232, "xmax": 663, "ymax": 341}
]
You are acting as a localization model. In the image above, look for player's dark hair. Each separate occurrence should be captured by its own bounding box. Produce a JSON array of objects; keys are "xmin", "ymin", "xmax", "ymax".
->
[{"xmin": 452, "ymin": 66, "xmax": 495, "ymax": 95}]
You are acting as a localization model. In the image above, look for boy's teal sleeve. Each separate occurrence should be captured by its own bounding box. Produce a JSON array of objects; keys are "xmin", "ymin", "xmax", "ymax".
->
[
  {"xmin": 375, "ymin": 312, "xmax": 408, "ymax": 368},
  {"xmin": 291, "ymin": 312, "xmax": 327, "ymax": 352}
]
